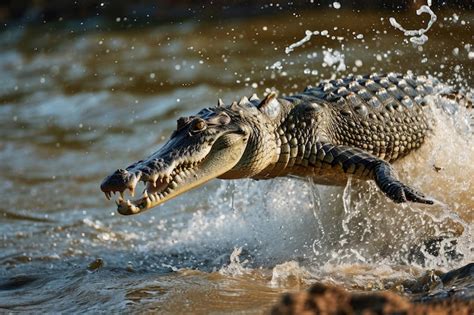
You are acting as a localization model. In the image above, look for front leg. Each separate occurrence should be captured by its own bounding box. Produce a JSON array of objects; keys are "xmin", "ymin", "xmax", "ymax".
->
[
  {"xmin": 372, "ymin": 160, "xmax": 433, "ymax": 204},
  {"xmin": 314, "ymin": 143, "xmax": 433, "ymax": 205}
]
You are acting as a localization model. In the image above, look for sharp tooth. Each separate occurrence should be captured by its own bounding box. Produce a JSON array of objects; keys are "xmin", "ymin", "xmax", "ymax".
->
[
  {"xmin": 127, "ymin": 172, "xmax": 141, "ymax": 196},
  {"xmin": 118, "ymin": 196, "xmax": 124, "ymax": 202},
  {"xmin": 120, "ymin": 191, "xmax": 124, "ymax": 199},
  {"xmin": 164, "ymin": 176, "xmax": 170, "ymax": 183},
  {"xmin": 127, "ymin": 200, "xmax": 132, "ymax": 206},
  {"xmin": 115, "ymin": 200, "xmax": 120, "ymax": 206},
  {"xmin": 105, "ymin": 192, "xmax": 110, "ymax": 200},
  {"xmin": 143, "ymin": 190, "xmax": 149, "ymax": 198},
  {"xmin": 151, "ymin": 174, "xmax": 158, "ymax": 187},
  {"xmin": 169, "ymin": 181, "xmax": 178, "ymax": 189},
  {"xmin": 131, "ymin": 205, "xmax": 140, "ymax": 214},
  {"xmin": 175, "ymin": 174, "xmax": 182, "ymax": 182}
]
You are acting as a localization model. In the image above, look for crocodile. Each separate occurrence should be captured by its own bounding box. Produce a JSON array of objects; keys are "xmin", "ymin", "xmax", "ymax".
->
[{"xmin": 100, "ymin": 72, "xmax": 468, "ymax": 215}]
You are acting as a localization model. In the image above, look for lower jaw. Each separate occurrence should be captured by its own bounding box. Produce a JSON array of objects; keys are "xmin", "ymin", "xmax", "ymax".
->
[
  {"xmin": 115, "ymin": 172, "xmax": 188, "ymax": 215},
  {"xmin": 116, "ymin": 192, "xmax": 167, "ymax": 215}
]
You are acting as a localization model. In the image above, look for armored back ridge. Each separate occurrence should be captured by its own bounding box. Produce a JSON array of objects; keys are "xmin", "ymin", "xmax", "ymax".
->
[{"xmin": 100, "ymin": 72, "xmax": 467, "ymax": 215}]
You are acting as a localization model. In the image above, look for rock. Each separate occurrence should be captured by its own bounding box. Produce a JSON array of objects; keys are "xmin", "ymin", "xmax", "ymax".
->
[{"xmin": 271, "ymin": 281, "xmax": 473, "ymax": 315}]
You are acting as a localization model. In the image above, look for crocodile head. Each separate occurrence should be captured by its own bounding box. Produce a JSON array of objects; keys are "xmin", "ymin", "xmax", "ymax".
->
[{"xmin": 100, "ymin": 94, "xmax": 281, "ymax": 215}]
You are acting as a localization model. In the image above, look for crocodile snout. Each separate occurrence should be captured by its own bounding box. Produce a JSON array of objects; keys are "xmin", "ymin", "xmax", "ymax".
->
[{"xmin": 100, "ymin": 168, "xmax": 142, "ymax": 199}]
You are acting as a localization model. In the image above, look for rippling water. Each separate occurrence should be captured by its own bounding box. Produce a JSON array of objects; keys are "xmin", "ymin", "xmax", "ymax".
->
[{"xmin": 0, "ymin": 8, "xmax": 473, "ymax": 313}]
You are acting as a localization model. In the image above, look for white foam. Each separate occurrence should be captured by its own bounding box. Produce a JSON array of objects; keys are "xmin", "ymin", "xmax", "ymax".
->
[
  {"xmin": 219, "ymin": 247, "xmax": 251, "ymax": 276},
  {"xmin": 270, "ymin": 261, "xmax": 311, "ymax": 287}
]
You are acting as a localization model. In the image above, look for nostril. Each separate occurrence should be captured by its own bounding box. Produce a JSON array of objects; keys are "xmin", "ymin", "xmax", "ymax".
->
[
  {"xmin": 100, "ymin": 169, "xmax": 130, "ymax": 192},
  {"xmin": 117, "ymin": 168, "xmax": 128, "ymax": 175}
]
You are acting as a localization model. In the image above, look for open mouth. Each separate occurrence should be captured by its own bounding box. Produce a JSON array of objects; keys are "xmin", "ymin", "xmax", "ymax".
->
[
  {"xmin": 101, "ymin": 129, "xmax": 248, "ymax": 215},
  {"xmin": 101, "ymin": 160, "xmax": 202, "ymax": 215}
]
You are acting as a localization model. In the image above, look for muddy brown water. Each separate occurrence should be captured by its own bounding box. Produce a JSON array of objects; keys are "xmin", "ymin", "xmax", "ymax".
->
[{"xmin": 0, "ymin": 8, "xmax": 473, "ymax": 314}]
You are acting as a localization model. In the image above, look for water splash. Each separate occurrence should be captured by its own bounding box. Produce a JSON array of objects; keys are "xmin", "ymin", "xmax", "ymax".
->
[
  {"xmin": 219, "ymin": 247, "xmax": 250, "ymax": 276},
  {"xmin": 322, "ymin": 49, "xmax": 346, "ymax": 72},
  {"xmin": 270, "ymin": 261, "xmax": 310, "ymax": 287},
  {"xmin": 285, "ymin": 30, "xmax": 318, "ymax": 54},
  {"xmin": 148, "ymin": 100, "xmax": 473, "ymax": 270},
  {"xmin": 389, "ymin": 1, "xmax": 437, "ymax": 46}
]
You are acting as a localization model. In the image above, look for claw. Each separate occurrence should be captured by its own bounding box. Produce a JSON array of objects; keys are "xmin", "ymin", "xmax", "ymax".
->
[{"xmin": 404, "ymin": 186, "xmax": 434, "ymax": 205}]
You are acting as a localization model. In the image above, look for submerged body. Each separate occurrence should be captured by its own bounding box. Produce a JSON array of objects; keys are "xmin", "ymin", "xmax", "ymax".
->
[{"xmin": 101, "ymin": 72, "xmax": 466, "ymax": 215}]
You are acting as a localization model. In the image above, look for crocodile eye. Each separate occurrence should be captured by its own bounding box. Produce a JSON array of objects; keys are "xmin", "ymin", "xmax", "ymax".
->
[{"xmin": 192, "ymin": 119, "xmax": 207, "ymax": 132}]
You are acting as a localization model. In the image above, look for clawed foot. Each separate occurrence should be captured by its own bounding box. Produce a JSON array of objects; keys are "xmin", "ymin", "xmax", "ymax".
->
[
  {"xmin": 374, "ymin": 162, "xmax": 434, "ymax": 205},
  {"xmin": 384, "ymin": 181, "xmax": 434, "ymax": 205}
]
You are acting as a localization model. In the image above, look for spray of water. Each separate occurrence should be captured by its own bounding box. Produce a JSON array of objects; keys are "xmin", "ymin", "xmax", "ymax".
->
[
  {"xmin": 131, "ymin": 93, "xmax": 472, "ymax": 292},
  {"xmin": 389, "ymin": 0, "xmax": 437, "ymax": 46}
]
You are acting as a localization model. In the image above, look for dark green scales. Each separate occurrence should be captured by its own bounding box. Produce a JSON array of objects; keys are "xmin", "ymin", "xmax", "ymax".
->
[{"xmin": 101, "ymin": 72, "xmax": 465, "ymax": 215}]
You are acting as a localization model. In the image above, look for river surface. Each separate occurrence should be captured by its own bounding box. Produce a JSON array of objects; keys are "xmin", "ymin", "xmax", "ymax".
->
[{"xmin": 0, "ymin": 7, "xmax": 473, "ymax": 314}]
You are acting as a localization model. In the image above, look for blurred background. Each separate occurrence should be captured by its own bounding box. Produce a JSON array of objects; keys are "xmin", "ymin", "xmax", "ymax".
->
[
  {"xmin": 0, "ymin": 1, "xmax": 473, "ymax": 313},
  {"xmin": 1, "ymin": 1, "xmax": 473, "ymax": 25}
]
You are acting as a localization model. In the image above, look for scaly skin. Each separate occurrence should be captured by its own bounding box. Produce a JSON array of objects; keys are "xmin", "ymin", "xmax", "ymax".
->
[{"xmin": 101, "ymin": 72, "xmax": 461, "ymax": 215}]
